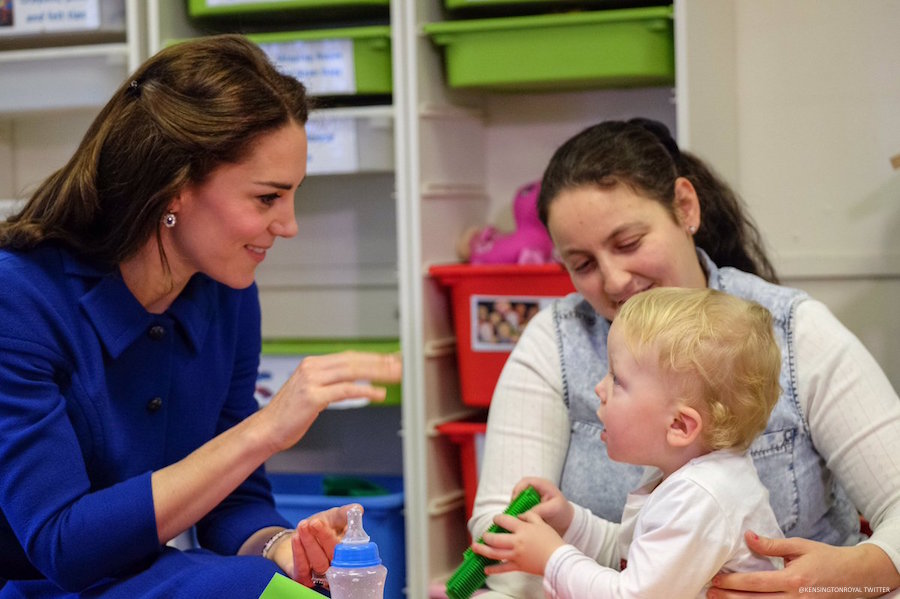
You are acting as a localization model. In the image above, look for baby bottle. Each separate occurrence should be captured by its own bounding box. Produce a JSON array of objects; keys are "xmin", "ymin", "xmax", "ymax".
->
[{"xmin": 325, "ymin": 506, "xmax": 387, "ymax": 599}]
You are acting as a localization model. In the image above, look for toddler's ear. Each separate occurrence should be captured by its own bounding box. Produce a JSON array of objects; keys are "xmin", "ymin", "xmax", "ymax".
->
[{"xmin": 667, "ymin": 405, "xmax": 703, "ymax": 447}]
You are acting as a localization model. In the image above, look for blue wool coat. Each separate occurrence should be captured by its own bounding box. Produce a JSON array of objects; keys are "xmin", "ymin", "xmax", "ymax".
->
[{"xmin": 0, "ymin": 243, "xmax": 290, "ymax": 598}]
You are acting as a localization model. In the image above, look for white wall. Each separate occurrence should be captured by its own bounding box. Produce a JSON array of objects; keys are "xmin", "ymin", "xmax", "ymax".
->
[
  {"xmin": 733, "ymin": 1, "xmax": 900, "ymax": 279},
  {"xmin": 681, "ymin": 0, "xmax": 900, "ymax": 388}
]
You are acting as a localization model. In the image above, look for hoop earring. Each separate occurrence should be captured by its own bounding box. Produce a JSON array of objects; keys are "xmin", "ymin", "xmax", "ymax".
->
[{"xmin": 163, "ymin": 212, "xmax": 177, "ymax": 228}]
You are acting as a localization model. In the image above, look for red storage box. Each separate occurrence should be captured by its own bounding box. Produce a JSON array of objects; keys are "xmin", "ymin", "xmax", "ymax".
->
[
  {"xmin": 429, "ymin": 263, "xmax": 574, "ymax": 406},
  {"xmin": 436, "ymin": 415, "xmax": 488, "ymax": 521}
]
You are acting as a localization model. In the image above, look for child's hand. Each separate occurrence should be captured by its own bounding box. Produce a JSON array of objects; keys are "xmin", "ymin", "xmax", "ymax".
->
[
  {"xmin": 470, "ymin": 511, "xmax": 565, "ymax": 577},
  {"xmin": 513, "ymin": 477, "xmax": 573, "ymax": 537}
]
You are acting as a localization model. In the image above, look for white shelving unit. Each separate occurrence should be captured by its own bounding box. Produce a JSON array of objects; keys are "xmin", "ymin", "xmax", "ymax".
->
[
  {"xmin": 394, "ymin": 0, "xmax": 681, "ymax": 592},
  {"xmin": 0, "ymin": 0, "xmax": 142, "ymax": 204},
  {"xmin": 146, "ymin": 0, "xmax": 402, "ymax": 343}
]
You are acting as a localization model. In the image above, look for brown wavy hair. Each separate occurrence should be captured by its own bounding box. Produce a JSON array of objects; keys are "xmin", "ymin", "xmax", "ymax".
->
[{"xmin": 0, "ymin": 34, "xmax": 310, "ymax": 268}]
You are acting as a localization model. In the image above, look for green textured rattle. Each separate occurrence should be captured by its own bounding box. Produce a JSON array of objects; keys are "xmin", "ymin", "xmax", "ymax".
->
[{"xmin": 445, "ymin": 486, "xmax": 541, "ymax": 599}]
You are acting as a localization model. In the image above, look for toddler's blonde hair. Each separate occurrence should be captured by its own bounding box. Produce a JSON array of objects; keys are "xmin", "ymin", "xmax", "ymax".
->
[{"xmin": 615, "ymin": 287, "xmax": 781, "ymax": 451}]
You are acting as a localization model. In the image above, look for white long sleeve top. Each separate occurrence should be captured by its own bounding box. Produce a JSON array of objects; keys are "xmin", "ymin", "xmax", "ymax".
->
[{"xmin": 543, "ymin": 451, "xmax": 782, "ymax": 599}]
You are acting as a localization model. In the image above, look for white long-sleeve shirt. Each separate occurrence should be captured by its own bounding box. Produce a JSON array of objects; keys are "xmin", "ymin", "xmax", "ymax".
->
[
  {"xmin": 544, "ymin": 451, "xmax": 782, "ymax": 599},
  {"xmin": 470, "ymin": 299, "xmax": 900, "ymax": 598}
]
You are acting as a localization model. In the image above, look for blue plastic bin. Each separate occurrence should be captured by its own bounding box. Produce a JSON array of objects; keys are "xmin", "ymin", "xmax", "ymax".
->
[{"xmin": 268, "ymin": 473, "xmax": 406, "ymax": 599}]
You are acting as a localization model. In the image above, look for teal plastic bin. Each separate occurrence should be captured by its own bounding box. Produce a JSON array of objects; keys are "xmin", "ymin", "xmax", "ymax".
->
[
  {"xmin": 424, "ymin": 6, "xmax": 674, "ymax": 91},
  {"xmin": 269, "ymin": 473, "xmax": 406, "ymax": 599}
]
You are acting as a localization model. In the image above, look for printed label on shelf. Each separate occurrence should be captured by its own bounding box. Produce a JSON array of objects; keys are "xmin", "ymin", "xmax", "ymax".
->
[
  {"xmin": 259, "ymin": 39, "xmax": 357, "ymax": 96},
  {"xmin": 1, "ymin": 0, "xmax": 101, "ymax": 34},
  {"xmin": 306, "ymin": 117, "xmax": 359, "ymax": 175}
]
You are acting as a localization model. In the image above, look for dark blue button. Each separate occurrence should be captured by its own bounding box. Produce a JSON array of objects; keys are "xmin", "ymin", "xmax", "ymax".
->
[{"xmin": 148, "ymin": 325, "xmax": 165, "ymax": 340}]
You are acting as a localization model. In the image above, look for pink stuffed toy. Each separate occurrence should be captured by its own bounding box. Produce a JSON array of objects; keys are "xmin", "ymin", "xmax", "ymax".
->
[{"xmin": 457, "ymin": 181, "xmax": 556, "ymax": 265}]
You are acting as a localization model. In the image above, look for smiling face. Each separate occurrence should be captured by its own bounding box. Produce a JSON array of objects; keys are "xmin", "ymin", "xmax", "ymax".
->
[
  {"xmin": 546, "ymin": 180, "xmax": 707, "ymax": 322},
  {"xmin": 595, "ymin": 321, "xmax": 674, "ymax": 468},
  {"xmin": 166, "ymin": 121, "xmax": 308, "ymax": 290}
]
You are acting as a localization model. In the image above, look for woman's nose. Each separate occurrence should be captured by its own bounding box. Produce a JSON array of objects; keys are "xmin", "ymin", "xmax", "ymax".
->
[
  {"xmin": 600, "ymin": 258, "xmax": 630, "ymax": 297},
  {"xmin": 271, "ymin": 200, "xmax": 298, "ymax": 238}
]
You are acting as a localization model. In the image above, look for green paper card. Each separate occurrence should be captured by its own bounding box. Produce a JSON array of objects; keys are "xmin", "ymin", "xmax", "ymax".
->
[{"xmin": 259, "ymin": 573, "xmax": 328, "ymax": 599}]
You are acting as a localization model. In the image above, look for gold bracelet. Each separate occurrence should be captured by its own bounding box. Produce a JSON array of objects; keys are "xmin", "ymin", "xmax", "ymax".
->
[{"xmin": 261, "ymin": 528, "xmax": 292, "ymax": 560}]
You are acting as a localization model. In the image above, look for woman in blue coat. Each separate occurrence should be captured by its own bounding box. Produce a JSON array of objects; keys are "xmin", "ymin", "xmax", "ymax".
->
[{"xmin": 0, "ymin": 34, "xmax": 401, "ymax": 598}]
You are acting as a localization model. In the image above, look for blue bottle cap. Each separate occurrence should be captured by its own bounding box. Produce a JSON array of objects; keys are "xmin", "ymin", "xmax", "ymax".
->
[
  {"xmin": 331, "ymin": 506, "xmax": 383, "ymax": 568},
  {"xmin": 332, "ymin": 539, "xmax": 382, "ymax": 568}
]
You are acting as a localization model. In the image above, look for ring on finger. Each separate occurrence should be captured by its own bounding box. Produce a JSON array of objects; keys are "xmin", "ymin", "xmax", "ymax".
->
[{"xmin": 311, "ymin": 571, "xmax": 328, "ymax": 587}]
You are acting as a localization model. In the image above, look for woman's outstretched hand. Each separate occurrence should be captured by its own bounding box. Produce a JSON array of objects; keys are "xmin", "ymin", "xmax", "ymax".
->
[
  {"xmin": 261, "ymin": 351, "xmax": 402, "ymax": 452},
  {"xmin": 708, "ymin": 531, "xmax": 900, "ymax": 598}
]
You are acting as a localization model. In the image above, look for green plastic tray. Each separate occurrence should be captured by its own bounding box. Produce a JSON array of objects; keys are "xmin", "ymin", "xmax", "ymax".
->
[
  {"xmin": 262, "ymin": 338, "xmax": 401, "ymax": 405},
  {"xmin": 424, "ymin": 6, "xmax": 674, "ymax": 91},
  {"xmin": 248, "ymin": 27, "xmax": 392, "ymax": 95},
  {"xmin": 187, "ymin": 0, "xmax": 389, "ymax": 19}
]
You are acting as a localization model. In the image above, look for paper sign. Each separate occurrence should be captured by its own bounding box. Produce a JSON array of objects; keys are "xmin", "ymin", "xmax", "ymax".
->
[
  {"xmin": 2, "ymin": 0, "xmax": 100, "ymax": 33},
  {"xmin": 259, "ymin": 39, "xmax": 356, "ymax": 95},
  {"xmin": 258, "ymin": 573, "xmax": 328, "ymax": 599},
  {"xmin": 306, "ymin": 118, "xmax": 359, "ymax": 175}
]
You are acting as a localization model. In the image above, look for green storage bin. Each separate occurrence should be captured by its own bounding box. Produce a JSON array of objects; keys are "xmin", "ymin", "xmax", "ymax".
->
[
  {"xmin": 260, "ymin": 338, "xmax": 401, "ymax": 406},
  {"xmin": 424, "ymin": 6, "xmax": 674, "ymax": 91},
  {"xmin": 187, "ymin": 0, "xmax": 389, "ymax": 20},
  {"xmin": 443, "ymin": 0, "xmax": 617, "ymax": 12},
  {"xmin": 248, "ymin": 27, "xmax": 392, "ymax": 96}
]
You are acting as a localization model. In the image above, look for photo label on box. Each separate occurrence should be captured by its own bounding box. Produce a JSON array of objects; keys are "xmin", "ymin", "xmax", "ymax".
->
[
  {"xmin": 259, "ymin": 38, "xmax": 357, "ymax": 95},
  {"xmin": 470, "ymin": 295, "xmax": 554, "ymax": 352}
]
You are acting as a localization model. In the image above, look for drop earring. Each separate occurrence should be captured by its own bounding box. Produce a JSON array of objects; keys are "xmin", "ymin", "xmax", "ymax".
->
[{"xmin": 163, "ymin": 212, "xmax": 177, "ymax": 228}]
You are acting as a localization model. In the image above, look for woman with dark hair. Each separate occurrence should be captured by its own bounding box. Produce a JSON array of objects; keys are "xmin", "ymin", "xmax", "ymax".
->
[
  {"xmin": 0, "ymin": 34, "xmax": 400, "ymax": 598},
  {"xmin": 471, "ymin": 119, "xmax": 900, "ymax": 598}
]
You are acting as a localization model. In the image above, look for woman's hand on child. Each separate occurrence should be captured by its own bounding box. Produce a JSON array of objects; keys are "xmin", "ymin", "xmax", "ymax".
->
[
  {"xmin": 471, "ymin": 511, "xmax": 565, "ymax": 577},
  {"xmin": 513, "ymin": 477, "xmax": 574, "ymax": 537},
  {"xmin": 708, "ymin": 531, "xmax": 900, "ymax": 598}
]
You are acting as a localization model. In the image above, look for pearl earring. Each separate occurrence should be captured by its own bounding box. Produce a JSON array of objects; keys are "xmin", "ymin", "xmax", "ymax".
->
[
  {"xmin": 163, "ymin": 212, "xmax": 177, "ymax": 228},
  {"xmin": 688, "ymin": 225, "xmax": 697, "ymax": 234}
]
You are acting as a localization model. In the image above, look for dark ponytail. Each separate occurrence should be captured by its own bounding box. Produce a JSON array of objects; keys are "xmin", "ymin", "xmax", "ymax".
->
[{"xmin": 538, "ymin": 119, "xmax": 778, "ymax": 283}]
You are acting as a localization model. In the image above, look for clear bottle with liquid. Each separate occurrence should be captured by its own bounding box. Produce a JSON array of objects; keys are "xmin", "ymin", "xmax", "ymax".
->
[{"xmin": 325, "ymin": 506, "xmax": 387, "ymax": 599}]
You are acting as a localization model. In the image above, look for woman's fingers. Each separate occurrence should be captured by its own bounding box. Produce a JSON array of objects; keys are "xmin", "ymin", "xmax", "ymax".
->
[
  {"xmin": 291, "ymin": 531, "xmax": 315, "ymax": 587},
  {"xmin": 263, "ymin": 352, "xmax": 401, "ymax": 451},
  {"xmin": 284, "ymin": 352, "xmax": 402, "ymax": 408},
  {"xmin": 298, "ymin": 352, "xmax": 402, "ymax": 387}
]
